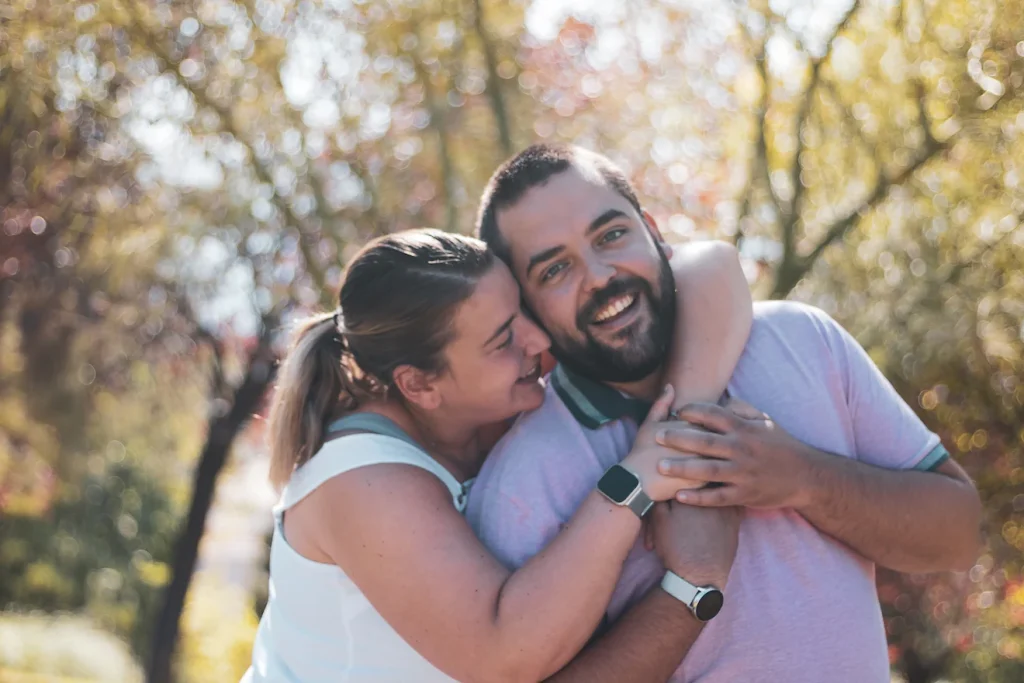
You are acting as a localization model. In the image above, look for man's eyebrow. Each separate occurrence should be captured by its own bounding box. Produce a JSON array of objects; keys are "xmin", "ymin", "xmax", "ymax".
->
[
  {"xmin": 484, "ymin": 314, "xmax": 516, "ymax": 346},
  {"xmin": 586, "ymin": 209, "xmax": 629, "ymax": 235},
  {"xmin": 524, "ymin": 209, "xmax": 630, "ymax": 279},
  {"xmin": 525, "ymin": 245, "xmax": 565, "ymax": 279}
]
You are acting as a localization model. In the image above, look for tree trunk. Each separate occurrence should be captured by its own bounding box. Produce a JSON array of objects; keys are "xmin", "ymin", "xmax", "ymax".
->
[
  {"xmin": 145, "ymin": 338, "xmax": 277, "ymax": 683},
  {"xmin": 470, "ymin": 0, "xmax": 513, "ymax": 155},
  {"xmin": 900, "ymin": 645, "xmax": 949, "ymax": 683}
]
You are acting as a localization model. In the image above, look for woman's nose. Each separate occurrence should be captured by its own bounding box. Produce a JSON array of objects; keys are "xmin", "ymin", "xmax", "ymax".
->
[{"xmin": 519, "ymin": 317, "xmax": 551, "ymax": 355}]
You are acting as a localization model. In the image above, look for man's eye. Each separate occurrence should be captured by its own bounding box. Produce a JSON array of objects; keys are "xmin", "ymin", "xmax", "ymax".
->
[
  {"xmin": 599, "ymin": 228, "xmax": 627, "ymax": 245},
  {"xmin": 498, "ymin": 332, "xmax": 514, "ymax": 349},
  {"xmin": 541, "ymin": 262, "xmax": 567, "ymax": 282}
]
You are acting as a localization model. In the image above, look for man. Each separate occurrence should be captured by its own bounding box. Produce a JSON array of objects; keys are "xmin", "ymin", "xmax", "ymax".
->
[{"xmin": 465, "ymin": 143, "xmax": 982, "ymax": 682}]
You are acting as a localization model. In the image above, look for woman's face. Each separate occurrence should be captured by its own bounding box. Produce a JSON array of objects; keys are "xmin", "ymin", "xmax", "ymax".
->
[{"xmin": 434, "ymin": 260, "xmax": 551, "ymax": 425}]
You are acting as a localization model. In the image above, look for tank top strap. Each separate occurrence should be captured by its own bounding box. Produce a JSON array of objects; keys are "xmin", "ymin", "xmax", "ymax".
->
[
  {"xmin": 324, "ymin": 412, "xmax": 422, "ymax": 450},
  {"xmin": 278, "ymin": 414, "xmax": 469, "ymax": 512}
]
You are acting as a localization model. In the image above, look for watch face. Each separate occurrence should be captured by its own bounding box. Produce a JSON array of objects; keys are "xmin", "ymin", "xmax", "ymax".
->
[
  {"xmin": 694, "ymin": 589, "xmax": 724, "ymax": 622},
  {"xmin": 597, "ymin": 465, "xmax": 640, "ymax": 504}
]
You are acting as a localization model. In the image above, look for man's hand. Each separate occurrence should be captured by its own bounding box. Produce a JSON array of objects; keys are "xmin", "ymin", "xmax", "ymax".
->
[
  {"xmin": 654, "ymin": 402, "xmax": 815, "ymax": 509},
  {"xmin": 646, "ymin": 501, "xmax": 741, "ymax": 588},
  {"xmin": 654, "ymin": 402, "xmax": 982, "ymax": 574}
]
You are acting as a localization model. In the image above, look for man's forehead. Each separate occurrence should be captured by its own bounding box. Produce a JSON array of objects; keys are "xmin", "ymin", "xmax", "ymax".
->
[{"xmin": 497, "ymin": 169, "xmax": 636, "ymax": 262}]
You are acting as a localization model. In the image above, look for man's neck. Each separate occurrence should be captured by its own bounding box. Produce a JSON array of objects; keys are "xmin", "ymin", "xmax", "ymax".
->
[{"xmin": 605, "ymin": 364, "xmax": 666, "ymax": 403}]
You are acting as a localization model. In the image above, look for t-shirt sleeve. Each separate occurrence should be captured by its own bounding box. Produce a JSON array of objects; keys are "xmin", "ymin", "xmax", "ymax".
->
[{"xmin": 814, "ymin": 308, "xmax": 949, "ymax": 471}]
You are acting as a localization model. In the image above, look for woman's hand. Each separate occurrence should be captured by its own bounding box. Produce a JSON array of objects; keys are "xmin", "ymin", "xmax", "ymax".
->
[{"xmin": 621, "ymin": 385, "xmax": 706, "ymax": 499}]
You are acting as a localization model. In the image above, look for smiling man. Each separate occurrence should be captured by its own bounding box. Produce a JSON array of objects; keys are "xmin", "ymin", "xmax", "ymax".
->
[
  {"xmin": 521, "ymin": 201, "xmax": 676, "ymax": 385},
  {"xmin": 465, "ymin": 144, "xmax": 983, "ymax": 682}
]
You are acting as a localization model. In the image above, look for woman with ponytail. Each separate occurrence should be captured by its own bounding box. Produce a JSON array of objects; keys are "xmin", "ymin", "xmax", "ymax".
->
[{"xmin": 244, "ymin": 228, "xmax": 751, "ymax": 683}]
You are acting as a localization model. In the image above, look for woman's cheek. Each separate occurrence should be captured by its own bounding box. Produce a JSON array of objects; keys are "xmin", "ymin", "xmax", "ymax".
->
[
  {"xmin": 484, "ymin": 355, "xmax": 513, "ymax": 388},
  {"xmin": 504, "ymin": 354, "xmax": 520, "ymax": 379}
]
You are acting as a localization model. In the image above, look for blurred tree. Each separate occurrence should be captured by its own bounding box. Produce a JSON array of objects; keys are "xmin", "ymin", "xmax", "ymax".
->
[
  {"xmin": 0, "ymin": 0, "xmax": 201, "ymax": 660},
  {"xmin": 0, "ymin": 1, "xmax": 282, "ymax": 677},
  {"xmin": 722, "ymin": 1, "xmax": 1023, "ymax": 680}
]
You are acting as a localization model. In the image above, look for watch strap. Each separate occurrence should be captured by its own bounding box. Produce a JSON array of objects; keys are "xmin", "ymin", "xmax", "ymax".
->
[
  {"xmin": 661, "ymin": 570, "xmax": 701, "ymax": 607},
  {"xmin": 627, "ymin": 489, "xmax": 654, "ymax": 518}
]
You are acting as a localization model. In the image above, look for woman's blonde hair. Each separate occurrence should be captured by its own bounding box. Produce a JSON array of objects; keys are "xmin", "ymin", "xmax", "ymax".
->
[{"xmin": 266, "ymin": 229, "xmax": 494, "ymax": 488}]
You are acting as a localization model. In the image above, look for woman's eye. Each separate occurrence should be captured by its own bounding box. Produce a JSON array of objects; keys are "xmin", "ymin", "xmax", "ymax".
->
[
  {"xmin": 541, "ymin": 262, "xmax": 567, "ymax": 282},
  {"xmin": 498, "ymin": 332, "xmax": 514, "ymax": 350},
  {"xmin": 599, "ymin": 228, "xmax": 626, "ymax": 245}
]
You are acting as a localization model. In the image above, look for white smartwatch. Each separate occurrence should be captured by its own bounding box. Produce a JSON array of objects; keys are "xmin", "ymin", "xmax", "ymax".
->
[{"xmin": 661, "ymin": 570, "xmax": 725, "ymax": 622}]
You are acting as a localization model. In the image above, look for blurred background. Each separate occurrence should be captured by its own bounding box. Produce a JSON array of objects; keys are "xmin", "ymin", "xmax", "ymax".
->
[{"xmin": 0, "ymin": 0, "xmax": 1022, "ymax": 681}]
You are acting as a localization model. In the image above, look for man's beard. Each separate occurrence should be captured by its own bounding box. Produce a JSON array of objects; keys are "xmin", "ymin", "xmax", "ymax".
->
[{"xmin": 547, "ymin": 251, "xmax": 676, "ymax": 384}]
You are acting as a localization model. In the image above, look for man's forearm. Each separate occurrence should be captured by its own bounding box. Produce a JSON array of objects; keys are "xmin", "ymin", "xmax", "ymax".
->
[
  {"xmin": 797, "ymin": 448, "xmax": 982, "ymax": 573},
  {"xmin": 546, "ymin": 589, "xmax": 701, "ymax": 683}
]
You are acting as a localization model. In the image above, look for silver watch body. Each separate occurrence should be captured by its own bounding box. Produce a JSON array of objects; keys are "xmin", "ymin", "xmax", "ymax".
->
[
  {"xmin": 596, "ymin": 464, "xmax": 654, "ymax": 518},
  {"xmin": 661, "ymin": 570, "xmax": 725, "ymax": 622}
]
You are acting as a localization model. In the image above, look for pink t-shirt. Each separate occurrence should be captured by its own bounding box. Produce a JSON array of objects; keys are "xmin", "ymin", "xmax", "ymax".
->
[{"xmin": 466, "ymin": 301, "xmax": 946, "ymax": 683}]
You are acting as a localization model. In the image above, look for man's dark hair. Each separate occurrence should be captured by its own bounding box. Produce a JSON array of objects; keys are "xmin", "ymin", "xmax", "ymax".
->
[{"xmin": 475, "ymin": 143, "xmax": 643, "ymax": 267}]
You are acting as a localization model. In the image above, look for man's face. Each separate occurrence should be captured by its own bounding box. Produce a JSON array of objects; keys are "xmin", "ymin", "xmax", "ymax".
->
[{"xmin": 496, "ymin": 167, "xmax": 676, "ymax": 383}]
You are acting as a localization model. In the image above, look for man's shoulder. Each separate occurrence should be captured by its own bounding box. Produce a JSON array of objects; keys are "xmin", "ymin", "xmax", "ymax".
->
[
  {"xmin": 752, "ymin": 299, "xmax": 835, "ymax": 330},
  {"xmin": 466, "ymin": 382, "xmax": 609, "ymax": 567},
  {"xmin": 731, "ymin": 301, "xmax": 851, "ymax": 404},
  {"xmin": 487, "ymin": 382, "xmax": 587, "ymax": 455},
  {"xmin": 747, "ymin": 300, "xmax": 842, "ymax": 356},
  {"xmin": 475, "ymin": 382, "xmax": 597, "ymax": 485}
]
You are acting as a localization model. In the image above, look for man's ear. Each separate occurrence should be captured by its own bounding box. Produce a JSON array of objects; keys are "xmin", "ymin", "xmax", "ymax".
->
[
  {"xmin": 642, "ymin": 210, "xmax": 673, "ymax": 260},
  {"xmin": 391, "ymin": 364, "xmax": 443, "ymax": 411}
]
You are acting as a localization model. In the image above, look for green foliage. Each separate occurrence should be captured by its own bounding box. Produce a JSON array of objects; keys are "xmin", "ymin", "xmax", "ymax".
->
[{"xmin": 0, "ymin": 461, "xmax": 178, "ymax": 656}]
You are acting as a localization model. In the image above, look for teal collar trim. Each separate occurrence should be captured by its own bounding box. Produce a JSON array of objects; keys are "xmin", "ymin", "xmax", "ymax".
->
[{"xmin": 550, "ymin": 364, "xmax": 651, "ymax": 430}]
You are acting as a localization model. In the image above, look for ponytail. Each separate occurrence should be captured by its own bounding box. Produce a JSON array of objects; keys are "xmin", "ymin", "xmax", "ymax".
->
[{"xmin": 266, "ymin": 312, "xmax": 377, "ymax": 488}]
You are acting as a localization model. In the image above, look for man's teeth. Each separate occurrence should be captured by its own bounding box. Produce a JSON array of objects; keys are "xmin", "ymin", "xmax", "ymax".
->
[{"xmin": 593, "ymin": 294, "xmax": 636, "ymax": 323}]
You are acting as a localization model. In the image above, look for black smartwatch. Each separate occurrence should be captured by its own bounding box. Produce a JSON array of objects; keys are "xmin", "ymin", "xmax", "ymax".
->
[{"xmin": 596, "ymin": 464, "xmax": 654, "ymax": 518}]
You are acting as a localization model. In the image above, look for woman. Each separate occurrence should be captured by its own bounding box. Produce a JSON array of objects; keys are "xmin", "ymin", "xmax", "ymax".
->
[{"xmin": 244, "ymin": 229, "xmax": 751, "ymax": 683}]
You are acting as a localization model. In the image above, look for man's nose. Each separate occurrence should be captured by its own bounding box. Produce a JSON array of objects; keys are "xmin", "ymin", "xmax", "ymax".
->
[{"xmin": 582, "ymin": 255, "xmax": 616, "ymax": 294}]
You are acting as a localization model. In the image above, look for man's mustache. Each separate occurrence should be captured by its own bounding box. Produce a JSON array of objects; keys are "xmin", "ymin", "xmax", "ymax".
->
[{"xmin": 577, "ymin": 277, "xmax": 650, "ymax": 330}]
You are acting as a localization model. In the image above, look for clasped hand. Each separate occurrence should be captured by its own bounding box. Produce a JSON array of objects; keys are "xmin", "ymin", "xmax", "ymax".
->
[{"xmin": 654, "ymin": 400, "xmax": 813, "ymax": 510}]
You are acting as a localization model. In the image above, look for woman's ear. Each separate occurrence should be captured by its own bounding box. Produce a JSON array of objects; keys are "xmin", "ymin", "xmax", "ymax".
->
[
  {"xmin": 391, "ymin": 364, "xmax": 442, "ymax": 411},
  {"xmin": 642, "ymin": 210, "xmax": 673, "ymax": 260}
]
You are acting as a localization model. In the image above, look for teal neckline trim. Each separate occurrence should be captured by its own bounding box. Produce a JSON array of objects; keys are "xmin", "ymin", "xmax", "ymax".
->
[
  {"xmin": 323, "ymin": 412, "xmax": 472, "ymax": 507},
  {"xmin": 325, "ymin": 413, "xmax": 422, "ymax": 451},
  {"xmin": 550, "ymin": 364, "xmax": 651, "ymax": 430}
]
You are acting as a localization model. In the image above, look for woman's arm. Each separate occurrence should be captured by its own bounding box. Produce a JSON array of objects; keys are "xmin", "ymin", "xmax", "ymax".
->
[
  {"xmin": 310, "ymin": 390, "xmax": 685, "ymax": 683},
  {"xmin": 666, "ymin": 241, "xmax": 752, "ymax": 410}
]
